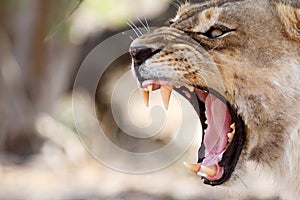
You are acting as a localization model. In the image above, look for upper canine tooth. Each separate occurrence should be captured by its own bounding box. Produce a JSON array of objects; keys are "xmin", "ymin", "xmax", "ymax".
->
[
  {"xmin": 228, "ymin": 132, "xmax": 234, "ymax": 142},
  {"xmin": 142, "ymin": 89, "xmax": 149, "ymax": 107},
  {"xmin": 160, "ymin": 86, "xmax": 173, "ymax": 110},
  {"xmin": 183, "ymin": 162, "xmax": 201, "ymax": 173},
  {"xmin": 201, "ymin": 165, "xmax": 217, "ymax": 177},
  {"xmin": 147, "ymin": 84, "xmax": 153, "ymax": 92}
]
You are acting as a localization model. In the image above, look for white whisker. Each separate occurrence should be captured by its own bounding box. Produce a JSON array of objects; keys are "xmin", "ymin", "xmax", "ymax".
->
[
  {"xmin": 128, "ymin": 19, "xmax": 143, "ymax": 37},
  {"xmin": 198, "ymin": 68, "xmax": 216, "ymax": 75},
  {"xmin": 176, "ymin": 0, "xmax": 185, "ymax": 7},
  {"xmin": 127, "ymin": 20, "xmax": 143, "ymax": 37},
  {"xmin": 172, "ymin": 2, "xmax": 181, "ymax": 9},
  {"xmin": 196, "ymin": 60, "xmax": 227, "ymax": 68},
  {"xmin": 144, "ymin": 17, "xmax": 150, "ymax": 32},
  {"xmin": 137, "ymin": 17, "xmax": 149, "ymax": 34},
  {"xmin": 127, "ymin": 21, "xmax": 140, "ymax": 38}
]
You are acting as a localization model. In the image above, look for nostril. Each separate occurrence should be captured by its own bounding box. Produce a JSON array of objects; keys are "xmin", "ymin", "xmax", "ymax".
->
[{"xmin": 129, "ymin": 46, "xmax": 160, "ymax": 65}]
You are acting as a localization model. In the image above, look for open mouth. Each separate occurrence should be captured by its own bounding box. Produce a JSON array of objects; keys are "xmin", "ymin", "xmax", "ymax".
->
[{"xmin": 139, "ymin": 80, "xmax": 246, "ymax": 186}]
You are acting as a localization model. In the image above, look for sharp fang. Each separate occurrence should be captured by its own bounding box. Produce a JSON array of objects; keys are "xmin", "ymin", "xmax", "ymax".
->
[
  {"xmin": 228, "ymin": 132, "xmax": 234, "ymax": 142},
  {"xmin": 205, "ymin": 120, "xmax": 208, "ymax": 125},
  {"xmin": 186, "ymin": 85, "xmax": 195, "ymax": 92},
  {"xmin": 230, "ymin": 123, "xmax": 236, "ymax": 130},
  {"xmin": 160, "ymin": 86, "xmax": 173, "ymax": 110},
  {"xmin": 147, "ymin": 84, "xmax": 153, "ymax": 92},
  {"xmin": 142, "ymin": 89, "xmax": 149, "ymax": 107},
  {"xmin": 201, "ymin": 165, "xmax": 217, "ymax": 177},
  {"xmin": 183, "ymin": 162, "xmax": 201, "ymax": 173}
]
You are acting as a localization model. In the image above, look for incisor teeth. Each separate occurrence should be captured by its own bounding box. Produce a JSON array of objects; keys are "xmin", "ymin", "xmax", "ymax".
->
[
  {"xmin": 228, "ymin": 132, "xmax": 234, "ymax": 142},
  {"xmin": 183, "ymin": 162, "xmax": 201, "ymax": 173},
  {"xmin": 160, "ymin": 86, "xmax": 173, "ymax": 110},
  {"xmin": 201, "ymin": 165, "xmax": 217, "ymax": 177},
  {"xmin": 142, "ymin": 89, "xmax": 149, "ymax": 107},
  {"xmin": 186, "ymin": 85, "xmax": 195, "ymax": 92}
]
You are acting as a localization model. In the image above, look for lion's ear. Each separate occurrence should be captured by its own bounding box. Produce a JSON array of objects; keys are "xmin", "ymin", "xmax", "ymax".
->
[{"xmin": 276, "ymin": 1, "xmax": 300, "ymax": 41}]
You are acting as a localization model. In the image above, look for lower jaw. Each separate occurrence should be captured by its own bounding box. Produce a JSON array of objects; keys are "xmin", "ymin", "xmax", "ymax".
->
[{"xmin": 178, "ymin": 87, "xmax": 246, "ymax": 185}]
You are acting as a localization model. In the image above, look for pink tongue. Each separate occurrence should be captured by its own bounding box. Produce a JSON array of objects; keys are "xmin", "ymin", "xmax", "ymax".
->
[{"xmin": 204, "ymin": 94, "xmax": 232, "ymax": 154}]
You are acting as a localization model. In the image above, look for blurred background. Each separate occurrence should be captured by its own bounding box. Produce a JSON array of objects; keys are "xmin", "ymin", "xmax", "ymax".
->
[{"xmin": 0, "ymin": 0, "xmax": 279, "ymax": 199}]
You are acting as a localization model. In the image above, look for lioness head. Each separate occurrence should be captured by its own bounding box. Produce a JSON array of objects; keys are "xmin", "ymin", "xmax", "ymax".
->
[{"xmin": 129, "ymin": 0, "xmax": 300, "ymax": 190}]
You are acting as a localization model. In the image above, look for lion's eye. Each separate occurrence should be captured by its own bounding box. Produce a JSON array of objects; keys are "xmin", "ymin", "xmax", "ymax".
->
[
  {"xmin": 203, "ymin": 25, "xmax": 232, "ymax": 38},
  {"xmin": 183, "ymin": 25, "xmax": 233, "ymax": 40},
  {"xmin": 210, "ymin": 28, "xmax": 223, "ymax": 38}
]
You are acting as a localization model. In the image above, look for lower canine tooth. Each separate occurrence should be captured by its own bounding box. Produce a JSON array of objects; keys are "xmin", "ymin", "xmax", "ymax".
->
[
  {"xmin": 183, "ymin": 162, "xmax": 201, "ymax": 173},
  {"xmin": 228, "ymin": 132, "xmax": 234, "ymax": 142},
  {"xmin": 142, "ymin": 89, "xmax": 149, "ymax": 107},
  {"xmin": 160, "ymin": 86, "xmax": 173, "ymax": 110},
  {"xmin": 201, "ymin": 165, "xmax": 217, "ymax": 177},
  {"xmin": 230, "ymin": 123, "xmax": 236, "ymax": 130}
]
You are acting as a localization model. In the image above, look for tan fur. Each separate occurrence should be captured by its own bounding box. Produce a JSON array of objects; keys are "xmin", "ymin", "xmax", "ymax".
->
[
  {"xmin": 130, "ymin": 0, "xmax": 300, "ymax": 199},
  {"xmin": 277, "ymin": 2, "xmax": 300, "ymax": 41}
]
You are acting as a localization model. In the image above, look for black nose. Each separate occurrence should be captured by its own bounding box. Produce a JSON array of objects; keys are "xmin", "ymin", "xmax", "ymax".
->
[{"xmin": 129, "ymin": 46, "xmax": 156, "ymax": 65}]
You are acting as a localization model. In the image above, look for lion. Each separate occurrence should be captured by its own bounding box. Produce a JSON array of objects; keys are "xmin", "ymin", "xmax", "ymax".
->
[{"xmin": 129, "ymin": 0, "xmax": 300, "ymax": 199}]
